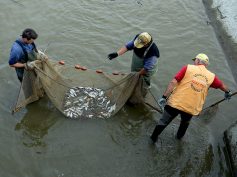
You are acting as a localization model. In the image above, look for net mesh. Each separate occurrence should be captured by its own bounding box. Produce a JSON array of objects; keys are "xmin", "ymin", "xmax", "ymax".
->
[{"xmin": 12, "ymin": 58, "xmax": 160, "ymax": 119}]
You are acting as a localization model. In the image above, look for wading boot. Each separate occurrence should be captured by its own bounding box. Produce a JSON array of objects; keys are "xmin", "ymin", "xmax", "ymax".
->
[{"xmin": 150, "ymin": 125, "xmax": 166, "ymax": 143}]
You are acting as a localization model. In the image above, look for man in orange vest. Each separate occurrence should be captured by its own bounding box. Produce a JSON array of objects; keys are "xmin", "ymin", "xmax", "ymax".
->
[{"xmin": 150, "ymin": 53, "xmax": 232, "ymax": 143}]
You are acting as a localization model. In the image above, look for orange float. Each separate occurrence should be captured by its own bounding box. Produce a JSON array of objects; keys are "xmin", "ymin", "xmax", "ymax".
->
[
  {"xmin": 112, "ymin": 71, "xmax": 119, "ymax": 75},
  {"xmin": 80, "ymin": 66, "xmax": 87, "ymax": 71},
  {"xmin": 75, "ymin": 64, "xmax": 81, "ymax": 69},
  {"xmin": 59, "ymin": 60, "xmax": 65, "ymax": 65},
  {"xmin": 96, "ymin": 70, "xmax": 103, "ymax": 74}
]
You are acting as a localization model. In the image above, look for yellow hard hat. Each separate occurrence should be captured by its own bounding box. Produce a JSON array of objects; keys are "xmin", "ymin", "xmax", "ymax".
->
[
  {"xmin": 134, "ymin": 32, "xmax": 152, "ymax": 48},
  {"xmin": 192, "ymin": 53, "xmax": 209, "ymax": 65}
]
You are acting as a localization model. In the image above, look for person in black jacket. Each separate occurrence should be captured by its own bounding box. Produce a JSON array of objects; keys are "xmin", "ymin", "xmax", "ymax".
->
[{"xmin": 108, "ymin": 32, "xmax": 160, "ymax": 87}]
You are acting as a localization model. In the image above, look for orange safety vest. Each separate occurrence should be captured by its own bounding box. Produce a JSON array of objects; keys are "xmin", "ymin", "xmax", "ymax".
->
[{"xmin": 168, "ymin": 65, "xmax": 215, "ymax": 115}]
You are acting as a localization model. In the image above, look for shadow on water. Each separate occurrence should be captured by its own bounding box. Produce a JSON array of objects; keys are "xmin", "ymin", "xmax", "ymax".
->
[{"xmin": 14, "ymin": 97, "xmax": 59, "ymax": 148}]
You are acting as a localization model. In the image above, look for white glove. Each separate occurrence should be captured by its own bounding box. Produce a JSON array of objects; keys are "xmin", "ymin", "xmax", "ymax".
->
[
  {"xmin": 37, "ymin": 50, "xmax": 48, "ymax": 61},
  {"xmin": 24, "ymin": 62, "xmax": 35, "ymax": 70},
  {"xmin": 158, "ymin": 96, "xmax": 167, "ymax": 112}
]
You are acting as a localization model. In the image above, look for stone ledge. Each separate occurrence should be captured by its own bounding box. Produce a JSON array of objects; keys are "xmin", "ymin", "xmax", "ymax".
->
[{"xmin": 224, "ymin": 121, "xmax": 237, "ymax": 177}]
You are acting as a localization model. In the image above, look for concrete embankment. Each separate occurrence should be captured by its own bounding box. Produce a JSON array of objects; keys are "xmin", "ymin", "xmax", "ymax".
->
[
  {"xmin": 224, "ymin": 123, "xmax": 237, "ymax": 177},
  {"xmin": 203, "ymin": 0, "xmax": 237, "ymax": 176},
  {"xmin": 203, "ymin": 0, "xmax": 237, "ymax": 82}
]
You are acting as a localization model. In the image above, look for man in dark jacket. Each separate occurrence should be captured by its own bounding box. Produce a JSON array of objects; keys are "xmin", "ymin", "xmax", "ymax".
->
[
  {"xmin": 107, "ymin": 32, "xmax": 160, "ymax": 87},
  {"xmin": 9, "ymin": 28, "xmax": 38, "ymax": 82}
]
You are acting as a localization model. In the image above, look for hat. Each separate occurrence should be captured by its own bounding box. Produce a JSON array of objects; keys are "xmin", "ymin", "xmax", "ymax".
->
[
  {"xmin": 192, "ymin": 53, "xmax": 209, "ymax": 65},
  {"xmin": 134, "ymin": 32, "xmax": 152, "ymax": 48}
]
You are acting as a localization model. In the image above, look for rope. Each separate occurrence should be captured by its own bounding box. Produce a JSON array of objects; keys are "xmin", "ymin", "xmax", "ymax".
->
[
  {"xmin": 34, "ymin": 64, "xmax": 70, "ymax": 89},
  {"xmin": 148, "ymin": 88, "xmax": 160, "ymax": 107},
  {"xmin": 11, "ymin": 79, "xmax": 24, "ymax": 114},
  {"xmin": 34, "ymin": 60, "xmax": 139, "ymax": 91},
  {"xmin": 144, "ymin": 102, "xmax": 163, "ymax": 114},
  {"xmin": 144, "ymin": 89, "xmax": 163, "ymax": 114}
]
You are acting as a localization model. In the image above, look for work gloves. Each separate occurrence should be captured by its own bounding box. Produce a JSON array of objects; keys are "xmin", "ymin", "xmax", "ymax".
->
[
  {"xmin": 37, "ymin": 50, "xmax": 48, "ymax": 61},
  {"xmin": 224, "ymin": 90, "xmax": 232, "ymax": 100},
  {"xmin": 107, "ymin": 52, "xmax": 118, "ymax": 60},
  {"xmin": 24, "ymin": 62, "xmax": 35, "ymax": 70},
  {"xmin": 158, "ymin": 95, "xmax": 167, "ymax": 112}
]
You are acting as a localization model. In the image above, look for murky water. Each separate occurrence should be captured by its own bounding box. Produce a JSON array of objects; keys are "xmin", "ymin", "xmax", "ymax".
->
[{"xmin": 0, "ymin": 0, "xmax": 237, "ymax": 176}]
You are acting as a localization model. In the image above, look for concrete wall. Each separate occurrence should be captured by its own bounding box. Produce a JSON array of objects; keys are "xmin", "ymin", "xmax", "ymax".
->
[
  {"xmin": 203, "ymin": 0, "xmax": 237, "ymax": 176},
  {"xmin": 212, "ymin": 0, "xmax": 237, "ymax": 42},
  {"xmin": 203, "ymin": 0, "xmax": 237, "ymax": 83}
]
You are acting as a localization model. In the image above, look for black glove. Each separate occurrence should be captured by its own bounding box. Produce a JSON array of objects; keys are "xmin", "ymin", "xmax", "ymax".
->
[
  {"xmin": 224, "ymin": 90, "xmax": 232, "ymax": 100},
  {"xmin": 107, "ymin": 52, "xmax": 118, "ymax": 60}
]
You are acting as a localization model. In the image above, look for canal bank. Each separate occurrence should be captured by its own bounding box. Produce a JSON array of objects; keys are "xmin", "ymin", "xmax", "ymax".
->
[
  {"xmin": 203, "ymin": 0, "xmax": 237, "ymax": 82},
  {"xmin": 203, "ymin": 0, "xmax": 237, "ymax": 176}
]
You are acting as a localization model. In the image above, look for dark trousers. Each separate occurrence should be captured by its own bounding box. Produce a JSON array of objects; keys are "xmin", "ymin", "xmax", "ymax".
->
[{"xmin": 151, "ymin": 105, "xmax": 193, "ymax": 142}]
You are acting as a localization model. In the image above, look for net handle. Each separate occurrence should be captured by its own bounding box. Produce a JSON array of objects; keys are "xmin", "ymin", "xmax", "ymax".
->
[{"xmin": 202, "ymin": 91, "xmax": 237, "ymax": 111}]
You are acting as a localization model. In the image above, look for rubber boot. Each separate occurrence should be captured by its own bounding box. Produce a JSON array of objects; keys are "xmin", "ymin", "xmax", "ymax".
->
[
  {"xmin": 176, "ymin": 121, "xmax": 189, "ymax": 140},
  {"xmin": 150, "ymin": 125, "xmax": 166, "ymax": 143}
]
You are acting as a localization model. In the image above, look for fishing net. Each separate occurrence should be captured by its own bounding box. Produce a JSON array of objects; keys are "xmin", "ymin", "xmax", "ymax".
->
[{"xmin": 12, "ymin": 56, "xmax": 160, "ymax": 119}]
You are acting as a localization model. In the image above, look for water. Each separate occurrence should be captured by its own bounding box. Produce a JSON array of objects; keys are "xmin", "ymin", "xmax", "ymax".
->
[{"xmin": 0, "ymin": 0, "xmax": 237, "ymax": 176}]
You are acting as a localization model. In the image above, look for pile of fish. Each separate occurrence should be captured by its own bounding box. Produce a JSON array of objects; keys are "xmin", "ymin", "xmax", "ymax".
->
[{"xmin": 63, "ymin": 87, "xmax": 116, "ymax": 119}]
